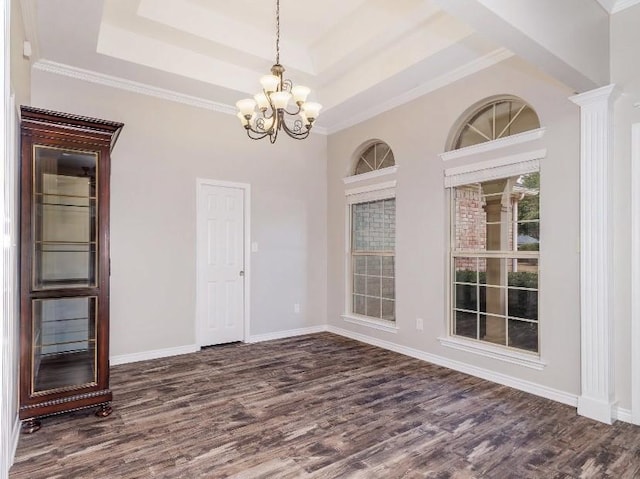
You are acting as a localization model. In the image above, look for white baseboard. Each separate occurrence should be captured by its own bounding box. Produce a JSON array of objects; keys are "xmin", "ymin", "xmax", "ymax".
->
[
  {"xmin": 248, "ymin": 325, "xmax": 328, "ymax": 344},
  {"xmin": 110, "ymin": 344, "xmax": 199, "ymax": 366},
  {"xmin": 11, "ymin": 415, "xmax": 20, "ymax": 467},
  {"xmin": 577, "ymin": 396, "xmax": 616, "ymax": 425},
  {"xmin": 327, "ymin": 325, "xmax": 578, "ymax": 408},
  {"xmin": 109, "ymin": 326, "xmax": 328, "ymax": 366},
  {"xmin": 614, "ymin": 407, "xmax": 633, "ymax": 424}
]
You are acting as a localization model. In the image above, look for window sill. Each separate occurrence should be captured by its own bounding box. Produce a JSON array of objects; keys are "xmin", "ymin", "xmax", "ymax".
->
[
  {"xmin": 438, "ymin": 336, "xmax": 546, "ymax": 370},
  {"xmin": 341, "ymin": 314, "xmax": 398, "ymax": 333}
]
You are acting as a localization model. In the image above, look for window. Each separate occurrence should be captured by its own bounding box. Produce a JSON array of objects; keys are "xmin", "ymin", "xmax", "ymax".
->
[
  {"xmin": 351, "ymin": 198, "xmax": 396, "ymax": 322},
  {"xmin": 345, "ymin": 140, "xmax": 397, "ymax": 331},
  {"xmin": 453, "ymin": 97, "xmax": 540, "ymax": 150},
  {"xmin": 451, "ymin": 172, "xmax": 540, "ymax": 353},
  {"xmin": 354, "ymin": 142, "xmax": 395, "ymax": 175}
]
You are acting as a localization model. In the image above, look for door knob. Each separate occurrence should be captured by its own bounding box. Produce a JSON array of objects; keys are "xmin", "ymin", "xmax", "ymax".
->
[{"xmin": 239, "ymin": 270, "xmax": 245, "ymax": 277}]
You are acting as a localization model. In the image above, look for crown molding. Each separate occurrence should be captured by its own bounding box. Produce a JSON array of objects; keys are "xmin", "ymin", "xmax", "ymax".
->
[
  {"xmin": 19, "ymin": 0, "xmax": 39, "ymax": 61},
  {"xmin": 325, "ymin": 48, "xmax": 514, "ymax": 135},
  {"xmin": 595, "ymin": 0, "xmax": 640, "ymax": 13},
  {"xmin": 33, "ymin": 60, "xmax": 237, "ymax": 114},
  {"xmin": 611, "ymin": 0, "xmax": 640, "ymax": 13},
  {"xmin": 32, "ymin": 60, "xmax": 330, "ymax": 135}
]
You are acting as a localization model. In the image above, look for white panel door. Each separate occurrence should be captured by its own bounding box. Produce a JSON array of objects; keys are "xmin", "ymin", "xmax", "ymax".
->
[{"xmin": 198, "ymin": 184, "xmax": 245, "ymax": 346}]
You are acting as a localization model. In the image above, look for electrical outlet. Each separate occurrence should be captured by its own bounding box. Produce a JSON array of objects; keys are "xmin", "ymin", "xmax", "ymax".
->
[
  {"xmin": 416, "ymin": 318, "xmax": 424, "ymax": 331},
  {"xmin": 294, "ymin": 303, "xmax": 300, "ymax": 313}
]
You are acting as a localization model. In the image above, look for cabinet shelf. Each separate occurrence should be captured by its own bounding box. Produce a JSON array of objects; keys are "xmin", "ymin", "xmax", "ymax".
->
[
  {"xmin": 36, "ymin": 339, "xmax": 96, "ymax": 348},
  {"xmin": 34, "ymin": 240, "xmax": 97, "ymax": 244},
  {"xmin": 41, "ymin": 316, "xmax": 89, "ymax": 323},
  {"xmin": 34, "ymin": 192, "xmax": 96, "ymax": 200},
  {"xmin": 34, "ymin": 350, "xmax": 96, "ymax": 393},
  {"xmin": 39, "ymin": 203, "xmax": 92, "ymax": 208}
]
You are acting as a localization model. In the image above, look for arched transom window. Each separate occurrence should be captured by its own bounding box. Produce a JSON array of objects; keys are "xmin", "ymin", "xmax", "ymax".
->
[
  {"xmin": 354, "ymin": 141, "xmax": 395, "ymax": 175},
  {"xmin": 453, "ymin": 97, "xmax": 540, "ymax": 150}
]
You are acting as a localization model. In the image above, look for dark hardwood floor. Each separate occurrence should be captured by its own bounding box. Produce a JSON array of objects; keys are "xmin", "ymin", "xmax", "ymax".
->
[{"xmin": 9, "ymin": 333, "xmax": 640, "ymax": 478}]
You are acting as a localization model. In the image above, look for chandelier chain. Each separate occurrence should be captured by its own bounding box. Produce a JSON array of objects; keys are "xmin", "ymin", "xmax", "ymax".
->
[{"xmin": 275, "ymin": 0, "xmax": 280, "ymax": 64}]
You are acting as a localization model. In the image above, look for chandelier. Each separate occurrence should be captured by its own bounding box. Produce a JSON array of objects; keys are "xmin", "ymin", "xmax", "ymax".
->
[{"xmin": 236, "ymin": 0, "xmax": 322, "ymax": 143}]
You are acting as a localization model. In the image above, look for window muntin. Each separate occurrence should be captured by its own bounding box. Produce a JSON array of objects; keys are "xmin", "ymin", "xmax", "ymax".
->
[
  {"xmin": 454, "ymin": 98, "xmax": 540, "ymax": 150},
  {"xmin": 351, "ymin": 198, "xmax": 395, "ymax": 321},
  {"xmin": 354, "ymin": 142, "xmax": 395, "ymax": 175},
  {"xmin": 451, "ymin": 173, "xmax": 539, "ymax": 353}
]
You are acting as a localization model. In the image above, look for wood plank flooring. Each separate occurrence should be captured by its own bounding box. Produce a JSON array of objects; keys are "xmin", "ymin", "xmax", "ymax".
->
[{"xmin": 9, "ymin": 333, "xmax": 640, "ymax": 478}]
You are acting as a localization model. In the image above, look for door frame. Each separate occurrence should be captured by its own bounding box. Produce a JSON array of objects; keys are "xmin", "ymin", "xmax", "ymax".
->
[{"xmin": 195, "ymin": 178, "xmax": 251, "ymax": 347}]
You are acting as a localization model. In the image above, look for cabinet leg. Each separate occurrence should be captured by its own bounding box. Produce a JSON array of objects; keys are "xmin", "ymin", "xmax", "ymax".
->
[
  {"xmin": 95, "ymin": 403, "xmax": 113, "ymax": 418},
  {"xmin": 22, "ymin": 418, "xmax": 41, "ymax": 434}
]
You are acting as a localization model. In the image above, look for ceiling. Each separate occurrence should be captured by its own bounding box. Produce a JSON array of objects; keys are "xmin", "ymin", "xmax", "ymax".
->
[{"xmin": 22, "ymin": 0, "xmax": 627, "ymax": 133}]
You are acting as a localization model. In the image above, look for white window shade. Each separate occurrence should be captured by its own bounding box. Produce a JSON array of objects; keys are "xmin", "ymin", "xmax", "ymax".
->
[
  {"xmin": 444, "ymin": 150, "xmax": 545, "ymax": 188},
  {"xmin": 345, "ymin": 180, "xmax": 396, "ymax": 205}
]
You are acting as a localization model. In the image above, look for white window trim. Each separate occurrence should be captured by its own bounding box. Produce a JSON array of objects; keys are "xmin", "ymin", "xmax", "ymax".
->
[
  {"xmin": 345, "ymin": 180, "xmax": 396, "ymax": 203},
  {"xmin": 444, "ymin": 150, "xmax": 545, "ymax": 365},
  {"xmin": 444, "ymin": 150, "xmax": 545, "ymax": 188},
  {"xmin": 341, "ymin": 314, "xmax": 399, "ymax": 333},
  {"xmin": 343, "ymin": 165, "xmax": 398, "ymax": 185},
  {"xmin": 438, "ymin": 336, "xmax": 546, "ymax": 370},
  {"xmin": 440, "ymin": 127, "xmax": 546, "ymax": 162},
  {"xmin": 344, "ymin": 181, "xmax": 397, "ymax": 332}
]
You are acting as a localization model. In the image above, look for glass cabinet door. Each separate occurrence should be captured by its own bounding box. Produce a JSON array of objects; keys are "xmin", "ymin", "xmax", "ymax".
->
[
  {"xmin": 31, "ymin": 297, "xmax": 97, "ymax": 394},
  {"xmin": 32, "ymin": 146, "xmax": 98, "ymax": 290}
]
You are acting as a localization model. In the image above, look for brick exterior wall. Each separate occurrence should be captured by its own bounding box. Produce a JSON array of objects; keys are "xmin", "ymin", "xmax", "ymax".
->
[
  {"xmin": 454, "ymin": 185, "xmax": 517, "ymax": 274},
  {"xmin": 352, "ymin": 199, "xmax": 395, "ymax": 251},
  {"xmin": 454, "ymin": 186, "xmax": 486, "ymax": 270}
]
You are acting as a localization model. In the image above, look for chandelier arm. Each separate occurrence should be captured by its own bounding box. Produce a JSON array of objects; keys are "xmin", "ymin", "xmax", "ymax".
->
[
  {"xmin": 244, "ymin": 126, "xmax": 271, "ymax": 141},
  {"xmin": 261, "ymin": 88, "xmax": 279, "ymax": 119},
  {"xmin": 281, "ymin": 104, "xmax": 302, "ymax": 116},
  {"xmin": 281, "ymin": 119, "xmax": 311, "ymax": 140},
  {"xmin": 260, "ymin": 108, "xmax": 276, "ymax": 120}
]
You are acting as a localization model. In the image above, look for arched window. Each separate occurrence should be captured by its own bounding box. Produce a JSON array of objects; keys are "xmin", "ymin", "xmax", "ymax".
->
[
  {"xmin": 344, "ymin": 140, "xmax": 397, "ymax": 329},
  {"xmin": 451, "ymin": 97, "xmax": 540, "ymax": 150},
  {"xmin": 445, "ymin": 96, "xmax": 542, "ymax": 359},
  {"xmin": 354, "ymin": 141, "xmax": 395, "ymax": 175}
]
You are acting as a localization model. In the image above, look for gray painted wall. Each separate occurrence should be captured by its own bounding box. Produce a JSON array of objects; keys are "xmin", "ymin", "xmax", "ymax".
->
[
  {"xmin": 31, "ymin": 70, "xmax": 328, "ymax": 356},
  {"xmin": 327, "ymin": 56, "xmax": 582, "ymax": 396}
]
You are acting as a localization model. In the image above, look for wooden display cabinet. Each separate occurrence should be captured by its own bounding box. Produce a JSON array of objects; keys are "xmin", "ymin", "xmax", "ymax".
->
[{"xmin": 19, "ymin": 106, "xmax": 123, "ymax": 433}]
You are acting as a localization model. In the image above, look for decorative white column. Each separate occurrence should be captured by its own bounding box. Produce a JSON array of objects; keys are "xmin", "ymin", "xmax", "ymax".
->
[{"xmin": 570, "ymin": 84, "xmax": 618, "ymax": 424}]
